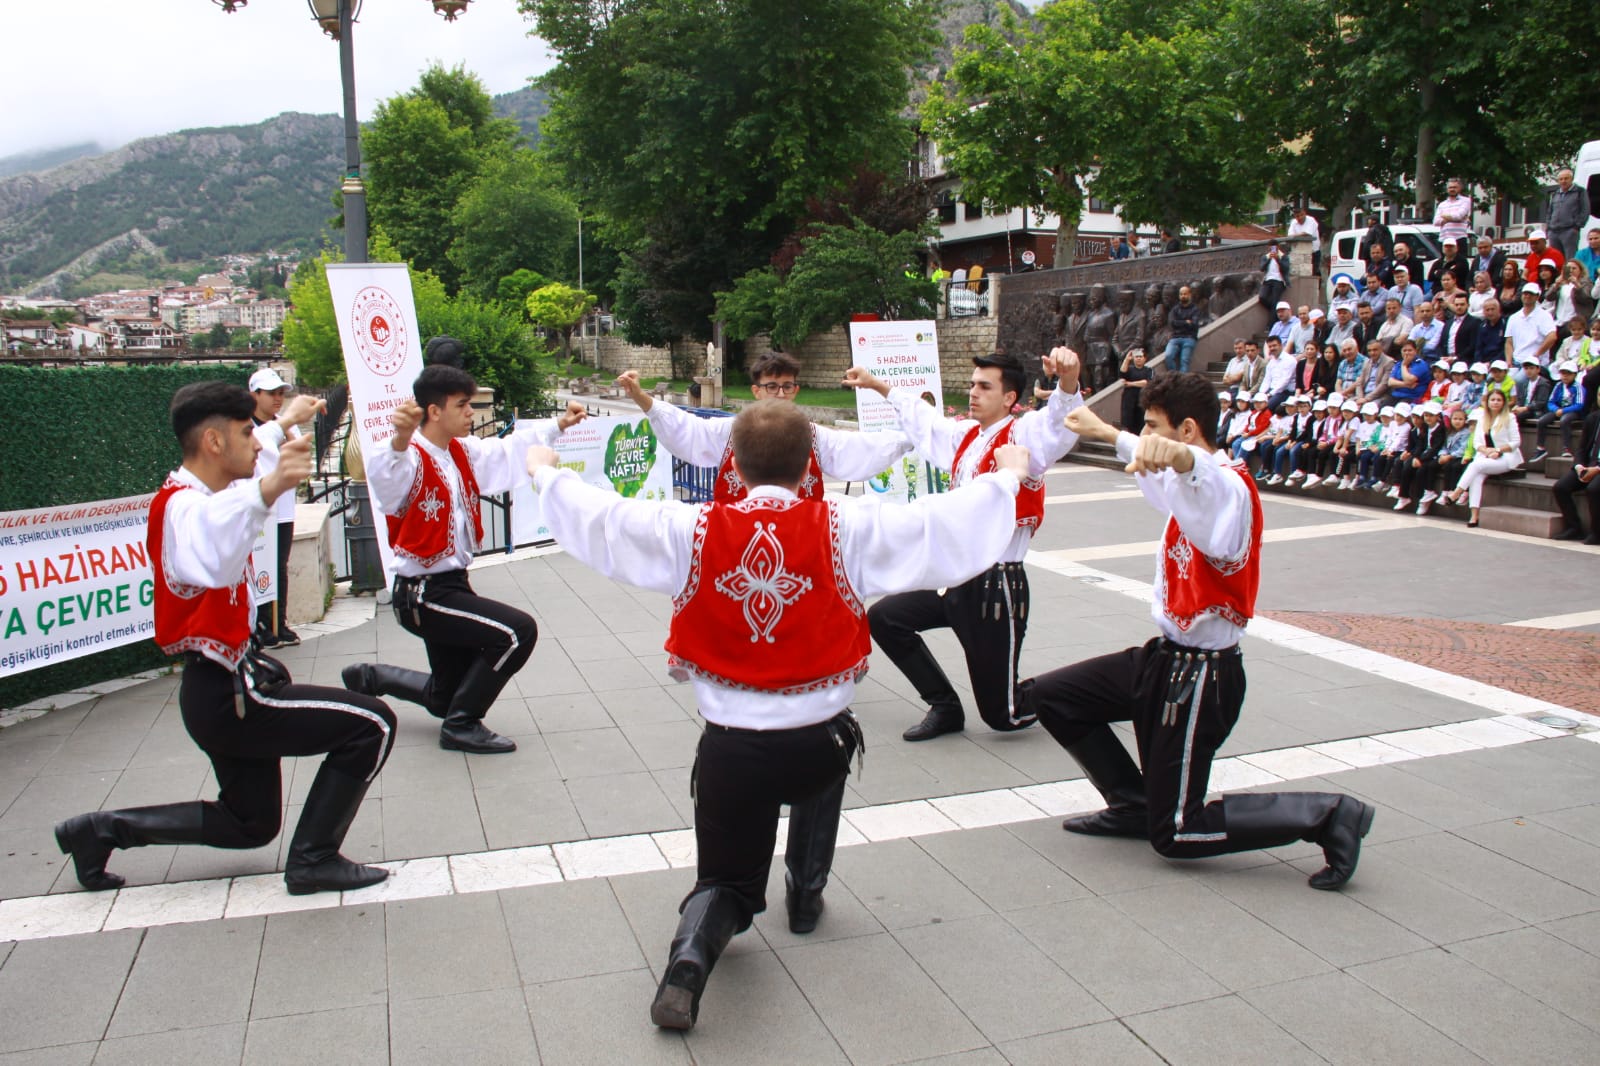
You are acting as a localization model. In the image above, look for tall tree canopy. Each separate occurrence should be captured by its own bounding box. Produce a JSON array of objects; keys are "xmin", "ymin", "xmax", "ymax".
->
[
  {"xmin": 363, "ymin": 64, "xmax": 520, "ymax": 292},
  {"xmin": 523, "ymin": 0, "xmax": 941, "ymax": 341},
  {"xmin": 449, "ymin": 151, "xmax": 580, "ymax": 301}
]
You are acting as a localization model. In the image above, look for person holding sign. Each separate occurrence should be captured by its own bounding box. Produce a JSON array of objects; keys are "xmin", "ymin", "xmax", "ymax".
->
[
  {"xmin": 842, "ymin": 348, "xmax": 1085, "ymax": 741},
  {"xmin": 614, "ymin": 350, "xmax": 914, "ymax": 929},
  {"xmin": 1021, "ymin": 375, "xmax": 1375, "ymax": 890},
  {"xmin": 525, "ymin": 400, "xmax": 1034, "ymax": 1030},
  {"xmin": 344, "ymin": 363, "xmax": 588, "ymax": 754},
  {"xmin": 55, "ymin": 382, "xmax": 397, "ymax": 895},
  {"xmin": 248, "ymin": 368, "xmax": 319, "ymax": 648}
]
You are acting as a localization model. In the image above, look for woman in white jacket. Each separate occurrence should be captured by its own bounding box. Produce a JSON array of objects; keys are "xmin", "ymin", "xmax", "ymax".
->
[{"xmin": 1445, "ymin": 387, "xmax": 1522, "ymax": 526}]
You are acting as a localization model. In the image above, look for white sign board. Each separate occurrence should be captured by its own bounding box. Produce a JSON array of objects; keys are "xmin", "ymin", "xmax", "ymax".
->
[
  {"xmin": 0, "ymin": 494, "xmax": 156, "ymax": 678},
  {"xmin": 327, "ymin": 263, "xmax": 427, "ymax": 581},
  {"xmin": 510, "ymin": 414, "xmax": 673, "ymax": 544},
  {"xmin": 848, "ymin": 320, "xmax": 945, "ymax": 504},
  {"xmin": 250, "ymin": 518, "xmax": 277, "ymax": 608}
]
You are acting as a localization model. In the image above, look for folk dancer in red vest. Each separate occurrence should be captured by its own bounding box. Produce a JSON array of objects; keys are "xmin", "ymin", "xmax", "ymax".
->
[
  {"xmin": 527, "ymin": 400, "xmax": 1033, "ymax": 1030},
  {"xmin": 842, "ymin": 348, "xmax": 1085, "ymax": 741},
  {"xmin": 345, "ymin": 363, "xmax": 588, "ymax": 754},
  {"xmin": 55, "ymin": 382, "xmax": 398, "ymax": 895},
  {"xmin": 1023, "ymin": 374, "xmax": 1375, "ymax": 889},
  {"xmin": 614, "ymin": 350, "xmax": 914, "ymax": 938}
]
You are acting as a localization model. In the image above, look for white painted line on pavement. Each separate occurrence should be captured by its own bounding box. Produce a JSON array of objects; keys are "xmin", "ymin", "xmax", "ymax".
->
[{"xmin": 1508, "ymin": 609, "xmax": 1600, "ymax": 630}]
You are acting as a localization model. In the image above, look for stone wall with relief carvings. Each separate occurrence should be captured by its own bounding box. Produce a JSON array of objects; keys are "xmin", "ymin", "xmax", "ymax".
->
[{"xmin": 744, "ymin": 316, "xmax": 999, "ymax": 389}]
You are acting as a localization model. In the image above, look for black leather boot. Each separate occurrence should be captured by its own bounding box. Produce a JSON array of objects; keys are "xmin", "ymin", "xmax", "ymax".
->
[
  {"xmin": 438, "ymin": 659, "xmax": 517, "ymax": 753},
  {"xmin": 1060, "ymin": 728, "xmax": 1148, "ymax": 837},
  {"xmin": 54, "ymin": 803, "xmax": 207, "ymax": 891},
  {"xmin": 283, "ymin": 762, "xmax": 388, "ymax": 895},
  {"xmin": 884, "ymin": 641, "xmax": 965, "ymax": 741},
  {"xmin": 785, "ymin": 776, "xmax": 845, "ymax": 933},
  {"xmin": 341, "ymin": 663, "xmax": 437, "ymax": 716},
  {"xmin": 650, "ymin": 887, "xmax": 747, "ymax": 1031},
  {"xmin": 1220, "ymin": 792, "xmax": 1375, "ymax": 890}
]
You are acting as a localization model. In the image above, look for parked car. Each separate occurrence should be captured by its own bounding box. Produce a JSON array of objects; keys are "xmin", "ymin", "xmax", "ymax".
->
[{"xmin": 1324, "ymin": 223, "xmax": 1466, "ymax": 303}]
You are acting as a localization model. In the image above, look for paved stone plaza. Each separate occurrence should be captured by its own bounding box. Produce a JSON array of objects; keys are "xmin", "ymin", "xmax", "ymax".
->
[{"xmin": 2, "ymin": 461, "xmax": 1599, "ymax": 1064}]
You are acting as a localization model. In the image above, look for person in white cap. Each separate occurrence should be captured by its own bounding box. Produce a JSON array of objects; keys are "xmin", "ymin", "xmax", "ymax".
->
[
  {"xmin": 1292, "ymin": 399, "xmax": 1330, "ymax": 483},
  {"xmin": 1233, "ymin": 391, "xmax": 1274, "ymax": 468},
  {"xmin": 1216, "ymin": 390, "xmax": 1236, "ymax": 441},
  {"xmin": 1394, "ymin": 402, "xmax": 1448, "ymax": 509},
  {"xmin": 1445, "ymin": 387, "xmax": 1521, "ymax": 524},
  {"xmin": 1484, "ymin": 359, "xmax": 1515, "ymax": 404},
  {"xmin": 1268, "ymin": 300, "xmax": 1296, "ymax": 348},
  {"xmin": 1445, "ymin": 361, "xmax": 1471, "ymax": 408},
  {"xmin": 248, "ymin": 368, "xmax": 322, "ymax": 647},
  {"xmin": 1388, "ymin": 265, "xmax": 1424, "ymax": 320},
  {"xmin": 1352, "ymin": 401, "xmax": 1385, "ymax": 488},
  {"xmin": 1331, "ymin": 399, "xmax": 1363, "ymax": 487},
  {"xmin": 1382, "ymin": 402, "xmax": 1422, "ymax": 498},
  {"xmin": 1506, "ymin": 280, "xmax": 1559, "ymax": 373},
  {"xmin": 1513, "ymin": 355, "xmax": 1554, "ymax": 422},
  {"xmin": 1329, "ymin": 274, "xmax": 1358, "ymax": 316},
  {"xmin": 1523, "ymin": 229, "xmax": 1565, "ymax": 285},
  {"xmin": 1261, "ymin": 394, "xmax": 1311, "ymax": 483},
  {"xmin": 1532, "ymin": 361, "xmax": 1587, "ymax": 459},
  {"xmin": 1023, "ymin": 377, "xmax": 1377, "ymax": 893},
  {"xmin": 1463, "ymin": 363, "xmax": 1489, "ymax": 411},
  {"xmin": 1305, "ymin": 393, "xmax": 1352, "ymax": 487}
]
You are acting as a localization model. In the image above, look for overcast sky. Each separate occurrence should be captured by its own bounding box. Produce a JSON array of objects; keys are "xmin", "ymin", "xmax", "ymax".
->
[{"xmin": 4, "ymin": 0, "xmax": 555, "ymax": 162}]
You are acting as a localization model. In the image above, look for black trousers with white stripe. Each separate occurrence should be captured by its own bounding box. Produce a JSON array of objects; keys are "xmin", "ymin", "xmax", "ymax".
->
[
  {"xmin": 393, "ymin": 568, "xmax": 537, "ymax": 720},
  {"xmin": 867, "ymin": 562, "xmax": 1034, "ymax": 731},
  {"xmin": 179, "ymin": 656, "xmax": 396, "ymax": 848},
  {"xmin": 1028, "ymin": 636, "xmax": 1255, "ymax": 857}
]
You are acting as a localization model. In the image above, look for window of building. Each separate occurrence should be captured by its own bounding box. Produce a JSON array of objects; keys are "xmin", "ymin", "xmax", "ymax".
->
[
  {"xmin": 964, "ymin": 200, "xmax": 984, "ymax": 221},
  {"xmin": 936, "ymin": 190, "xmax": 957, "ymax": 226},
  {"xmin": 1088, "ymin": 196, "xmax": 1112, "ymax": 214}
]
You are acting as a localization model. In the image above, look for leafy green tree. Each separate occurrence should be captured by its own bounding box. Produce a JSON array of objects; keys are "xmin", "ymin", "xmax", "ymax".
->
[
  {"xmin": 449, "ymin": 151, "xmax": 579, "ymax": 300},
  {"xmin": 924, "ymin": 1, "xmax": 1273, "ymax": 267},
  {"xmin": 363, "ymin": 64, "xmax": 519, "ymax": 292},
  {"xmin": 495, "ymin": 269, "xmax": 550, "ymax": 316},
  {"xmin": 282, "ymin": 246, "xmax": 346, "ymax": 387},
  {"xmin": 524, "ymin": 282, "xmax": 596, "ymax": 360},
  {"xmin": 525, "ymin": 0, "xmax": 941, "ymax": 340},
  {"xmin": 206, "ymin": 322, "xmax": 231, "ymax": 350},
  {"xmin": 714, "ymin": 269, "xmax": 783, "ymax": 346},
  {"xmin": 773, "ymin": 221, "xmax": 939, "ymax": 349}
]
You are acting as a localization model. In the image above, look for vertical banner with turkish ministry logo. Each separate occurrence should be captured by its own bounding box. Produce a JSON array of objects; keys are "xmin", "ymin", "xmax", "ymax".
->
[
  {"xmin": 327, "ymin": 263, "xmax": 427, "ymax": 580},
  {"xmin": 848, "ymin": 320, "xmax": 944, "ymax": 504}
]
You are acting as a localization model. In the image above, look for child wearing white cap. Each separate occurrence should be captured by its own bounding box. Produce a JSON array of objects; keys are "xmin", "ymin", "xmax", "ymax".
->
[
  {"xmin": 1394, "ymin": 402, "xmax": 1447, "ymax": 509},
  {"xmin": 1269, "ymin": 396, "xmax": 1316, "ymax": 484},
  {"xmin": 1384, "ymin": 403, "xmax": 1422, "ymax": 498},
  {"xmin": 1419, "ymin": 406, "xmax": 1473, "ymax": 514},
  {"xmin": 1231, "ymin": 392, "xmax": 1274, "ymax": 465},
  {"xmin": 1332, "ymin": 400, "xmax": 1363, "ymax": 488},
  {"xmin": 1462, "ymin": 363, "xmax": 1488, "ymax": 411},
  {"xmin": 1532, "ymin": 360, "xmax": 1587, "ymax": 459},
  {"xmin": 1352, "ymin": 402, "xmax": 1384, "ymax": 488},
  {"xmin": 1293, "ymin": 400, "xmax": 1330, "ymax": 483},
  {"xmin": 1303, "ymin": 396, "xmax": 1346, "ymax": 487}
]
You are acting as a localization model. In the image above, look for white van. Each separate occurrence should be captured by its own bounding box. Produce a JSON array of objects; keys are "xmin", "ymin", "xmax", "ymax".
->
[
  {"xmin": 1574, "ymin": 139, "xmax": 1600, "ymax": 236},
  {"xmin": 1324, "ymin": 223, "xmax": 1455, "ymax": 303}
]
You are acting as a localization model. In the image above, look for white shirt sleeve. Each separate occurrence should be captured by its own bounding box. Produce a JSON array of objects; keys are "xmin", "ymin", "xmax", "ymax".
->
[
  {"xmin": 841, "ymin": 471, "xmax": 1022, "ymax": 597},
  {"xmin": 1010, "ymin": 388, "xmax": 1085, "ymax": 475},
  {"xmin": 532, "ymin": 467, "xmax": 697, "ymax": 596},
  {"xmin": 165, "ymin": 479, "xmax": 272, "ymax": 589},
  {"xmin": 365, "ymin": 442, "xmax": 419, "ymax": 515},
  {"xmin": 886, "ymin": 390, "xmax": 967, "ymax": 469},
  {"xmin": 812, "ymin": 423, "xmax": 914, "ymax": 480},
  {"xmin": 1114, "ymin": 432, "xmax": 1251, "ymax": 560},
  {"xmin": 460, "ymin": 423, "xmax": 559, "ymax": 497},
  {"xmin": 645, "ymin": 400, "xmax": 733, "ymax": 467}
]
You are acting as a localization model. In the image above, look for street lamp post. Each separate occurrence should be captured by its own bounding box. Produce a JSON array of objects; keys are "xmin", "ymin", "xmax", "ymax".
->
[{"xmin": 211, "ymin": 0, "xmax": 473, "ymax": 264}]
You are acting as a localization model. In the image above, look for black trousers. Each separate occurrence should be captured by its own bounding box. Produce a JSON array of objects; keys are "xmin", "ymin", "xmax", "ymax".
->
[
  {"xmin": 1036, "ymin": 633, "xmax": 1299, "ymax": 857},
  {"xmin": 254, "ymin": 519, "xmax": 294, "ymax": 635},
  {"xmin": 179, "ymin": 656, "xmax": 395, "ymax": 848},
  {"xmin": 1553, "ymin": 466, "xmax": 1600, "ymax": 532},
  {"xmin": 690, "ymin": 712, "xmax": 860, "ymax": 919},
  {"xmin": 867, "ymin": 562, "xmax": 1034, "ymax": 731},
  {"xmin": 392, "ymin": 568, "xmax": 537, "ymax": 719}
]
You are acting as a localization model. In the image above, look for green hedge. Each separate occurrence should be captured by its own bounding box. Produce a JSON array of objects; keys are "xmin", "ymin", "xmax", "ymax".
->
[{"xmin": 0, "ymin": 363, "xmax": 256, "ymax": 709}]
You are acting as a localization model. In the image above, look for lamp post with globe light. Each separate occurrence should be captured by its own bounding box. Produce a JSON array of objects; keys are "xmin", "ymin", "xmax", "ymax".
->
[{"xmin": 209, "ymin": 0, "xmax": 472, "ymax": 264}]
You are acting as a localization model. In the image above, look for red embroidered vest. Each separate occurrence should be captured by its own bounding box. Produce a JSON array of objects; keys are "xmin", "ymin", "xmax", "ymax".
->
[
  {"xmin": 664, "ymin": 496, "xmax": 871, "ymax": 694},
  {"xmin": 714, "ymin": 426, "xmax": 824, "ymax": 503},
  {"xmin": 148, "ymin": 478, "xmax": 253, "ymax": 669},
  {"xmin": 952, "ymin": 419, "xmax": 1045, "ymax": 531},
  {"xmin": 385, "ymin": 439, "xmax": 483, "ymax": 568},
  {"xmin": 1160, "ymin": 463, "xmax": 1263, "ymax": 633}
]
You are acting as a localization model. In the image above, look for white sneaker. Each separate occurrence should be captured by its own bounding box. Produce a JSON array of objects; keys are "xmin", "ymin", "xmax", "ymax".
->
[
  {"xmin": 1386, "ymin": 486, "xmax": 1401, "ymax": 499},
  {"xmin": 1287, "ymin": 470, "xmax": 1304, "ymax": 481},
  {"xmin": 1266, "ymin": 474, "xmax": 1285, "ymax": 485},
  {"xmin": 1416, "ymin": 500, "xmax": 1432, "ymax": 515},
  {"xmin": 1420, "ymin": 490, "xmax": 1438, "ymax": 504},
  {"xmin": 1340, "ymin": 477, "xmax": 1355, "ymax": 489},
  {"xmin": 1303, "ymin": 474, "xmax": 1322, "ymax": 488},
  {"xmin": 1394, "ymin": 498, "xmax": 1411, "ymax": 510}
]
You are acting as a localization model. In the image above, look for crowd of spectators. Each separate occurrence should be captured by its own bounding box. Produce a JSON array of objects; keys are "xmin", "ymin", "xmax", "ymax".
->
[{"xmin": 1129, "ymin": 210, "xmax": 1600, "ymax": 541}]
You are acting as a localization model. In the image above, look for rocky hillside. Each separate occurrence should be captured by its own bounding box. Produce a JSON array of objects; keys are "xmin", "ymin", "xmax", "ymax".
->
[{"xmin": 0, "ymin": 88, "xmax": 550, "ymax": 297}]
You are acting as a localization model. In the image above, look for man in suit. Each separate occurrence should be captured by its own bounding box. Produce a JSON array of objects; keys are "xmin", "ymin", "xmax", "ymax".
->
[
  {"xmin": 1552, "ymin": 410, "xmax": 1600, "ymax": 544},
  {"xmin": 1439, "ymin": 291, "xmax": 1481, "ymax": 366},
  {"xmin": 1471, "ymin": 236, "xmax": 1507, "ymax": 285}
]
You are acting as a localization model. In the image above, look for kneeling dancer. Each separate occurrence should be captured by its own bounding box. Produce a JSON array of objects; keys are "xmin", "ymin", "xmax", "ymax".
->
[
  {"xmin": 56, "ymin": 382, "xmax": 396, "ymax": 894},
  {"xmin": 528, "ymin": 400, "xmax": 1032, "ymax": 1029},
  {"xmin": 347, "ymin": 362, "xmax": 585, "ymax": 753},
  {"xmin": 1024, "ymin": 374, "xmax": 1375, "ymax": 890}
]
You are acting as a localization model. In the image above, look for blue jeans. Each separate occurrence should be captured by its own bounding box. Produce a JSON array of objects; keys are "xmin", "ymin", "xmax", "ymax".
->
[{"xmin": 1163, "ymin": 336, "xmax": 1197, "ymax": 374}]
